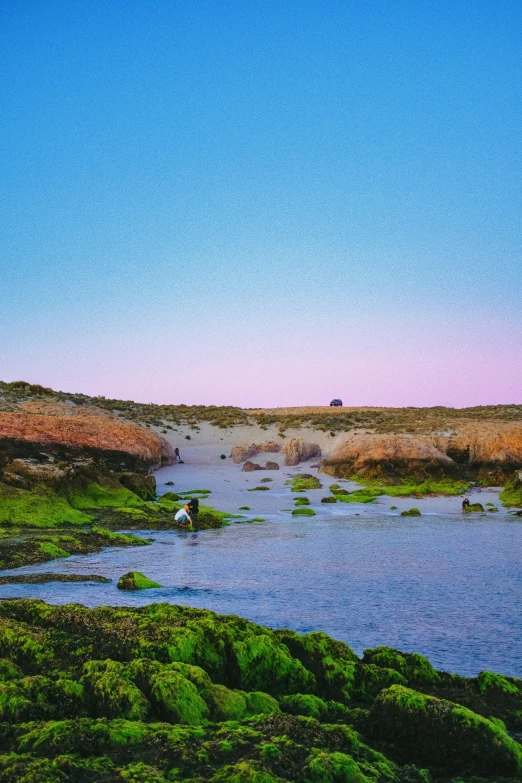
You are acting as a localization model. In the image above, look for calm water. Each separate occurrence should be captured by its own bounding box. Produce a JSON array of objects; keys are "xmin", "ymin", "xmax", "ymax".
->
[{"xmin": 1, "ymin": 511, "xmax": 521, "ymax": 678}]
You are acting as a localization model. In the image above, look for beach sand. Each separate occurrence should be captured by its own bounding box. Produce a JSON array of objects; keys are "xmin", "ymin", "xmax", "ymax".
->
[{"xmin": 153, "ymin": 422, "xmax": 505, "ymax": 519}]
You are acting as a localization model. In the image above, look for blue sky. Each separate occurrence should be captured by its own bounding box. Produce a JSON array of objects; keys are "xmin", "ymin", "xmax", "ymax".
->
[{"xmin": 1, "ymin": 0, "xmax": 521, "ymax": 406}]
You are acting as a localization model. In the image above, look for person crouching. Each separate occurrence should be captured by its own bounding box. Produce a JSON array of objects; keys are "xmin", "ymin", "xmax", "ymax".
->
[{"xmin": 175, "ymin": 504, "xmax": 193, "ymax": 529}]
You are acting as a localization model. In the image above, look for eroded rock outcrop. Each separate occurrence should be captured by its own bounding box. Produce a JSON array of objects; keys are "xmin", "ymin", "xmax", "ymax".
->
[
  {"xmin": 282, "ymin": 438, "xmax": 322, "ymax": 466},
  {"xmin": 0, "ymin": 406, "xmax": 173, "ymax": 474},
  {"xmin": 231, "ymin": 441, "xmax": 281, "ymax": 464},
  {"xmin": 322, "ymin": 434, "xmax": 456, "ymax": 481},
  {"xmin": 257, "ymin": 441, "xmax": 281, "ymax": 453},
  {"xmin": 445, "ymin": 423, "xmax": 522, "ymax": 483},
  {"xmin": 323, "ymin": 426, "xmax": 522, "ymax": 483},
  {"xmin": 231, "ymin": 444, "xmax": 259, "ymax": 463}
]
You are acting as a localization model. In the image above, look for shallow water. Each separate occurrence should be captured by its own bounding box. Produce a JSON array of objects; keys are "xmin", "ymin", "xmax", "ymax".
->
[{"xmin": 1, "ymin": 509, "xmax": 521, "ymax": 678}]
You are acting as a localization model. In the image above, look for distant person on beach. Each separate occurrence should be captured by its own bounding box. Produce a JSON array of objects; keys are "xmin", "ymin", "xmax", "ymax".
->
[
  {"xmin": 462, "ymin": 498, "xmax": 470, "ymax": 511},
  {"xmin": 174, "ymin": 447, "xmax": 181, "ymax": 463},
  {"xmin": 175, "ymin": 504, "xmax": 192, "ymax": 527}
]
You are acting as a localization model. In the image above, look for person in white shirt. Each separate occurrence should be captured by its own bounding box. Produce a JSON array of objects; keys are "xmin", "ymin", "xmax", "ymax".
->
[{"xmin": 175, "ymin": 505, "xmax": 192, "ymax": 527}]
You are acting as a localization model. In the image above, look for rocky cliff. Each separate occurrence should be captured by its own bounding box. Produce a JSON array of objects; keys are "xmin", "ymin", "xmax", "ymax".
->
[
  {"xmin": 0, "ymin": 402, "xmax": 173, "ymax": 476},
  {"xmin": 322, "ymin": 424, "xmax": 522, "ymax": 483}
]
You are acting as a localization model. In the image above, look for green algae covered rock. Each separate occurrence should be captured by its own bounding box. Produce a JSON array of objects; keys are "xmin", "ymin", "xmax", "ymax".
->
[
  {"xmin": 117, "ymin": 571, "xmax": 161, "ymax": 590},
  {"xmin": 160, "ymin": 491, "xmax": 181, "ymax": 501},
  {"xmin": 231, "ymin": 633, "xmax": 315, "ymax": 696},
  {"xmin": 275, "ymin": 630, "xmax": 358, "ymax": 704},
  {"xmin": 321, "ymin": 496, "xmax": 337, "ymax": 503},
  {"xmin": 81, "ymin": 659, "xmax": 150, "ymax": 720},
  {"xmin": 368, "ymin": 684, "xmax": 522, "ymax": 777},
  {"xmin": 500, "ymin": 472, "xmax": 522, "ymax": 507},
  {"xmin": 464, "ymin": 503, "xmax": 485, "ymax": 513},
  {"xmin": 400, "ymin": 508, "xmax": 421, "ymax": 516},
  {"xmin": 150, "ymin": 667, "xmax": 209, "ymax": 724},
  {"xmin": 0, "ymin": 599, "xmax": 519, "ymax": 782},
  {"xmin": 118, "ymin": 472, "xmax": 156, "ymax": 500},
  {"xmin": 286, "ymin": 474, "xmax": 322, "ymax": 492},
  {"xmin": 302, "ymin": 749, "xmax": 370, "ymax": 783},
  {"xmin": 68, "ymin": 481, "xmax": 144, "ymax": 509},
  {"xmin": 280, "ymin": 692, "xmax": 328, "ymax": 719},
  {"xmin": 0, "ymin": 482, "xmax": 91, "ymax": 527},
  {"xmin": 0, "ymin": 528, "xmax": 147, "ymax": 570},
  {"xmin": 294, "ymin": 496, "xmax": 310, "ymax": 506},
  {"xmin": 352, "ymin": 663, "xmax": 407, "ymax": 702},
  {"xmin": 362, "ymin": 647, "xmax": 440, "ymax": 688},
  {"xmin": 291, "ymin": 508, "xmax": 316, "ymax": 516}
]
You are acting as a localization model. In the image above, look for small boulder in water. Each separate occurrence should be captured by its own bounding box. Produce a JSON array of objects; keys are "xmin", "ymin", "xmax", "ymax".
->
[
  {"xmin": 401, "ymin": 508, "xmax": 421, "ymax": 517},
  {"xmin": 464, "ymin": 503, "xmax": 485, "ymax": 513},
  {"xmin": 117, "ymin": 571, "xmax": 161, "ymax": 590},
  {"xmin": 161, "ymin": 491, "xmax": 181, "ymax": 501}
]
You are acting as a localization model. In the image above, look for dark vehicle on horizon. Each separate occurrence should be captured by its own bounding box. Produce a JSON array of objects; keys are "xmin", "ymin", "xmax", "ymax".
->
[{"xmin": 330, "ymin": 399, "xmax": 343, "ymax": 407}]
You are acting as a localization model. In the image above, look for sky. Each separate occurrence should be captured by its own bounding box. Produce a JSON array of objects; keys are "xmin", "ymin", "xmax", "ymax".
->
[{"xmin": 1, "ymin": 0, "xmax": 521, "ymax": 407}]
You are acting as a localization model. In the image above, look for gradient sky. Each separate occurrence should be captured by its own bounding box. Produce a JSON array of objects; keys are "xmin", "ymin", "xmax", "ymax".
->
[{"xmin": 1, "ymin": 0, "xmax": 521, "ymax": 407}]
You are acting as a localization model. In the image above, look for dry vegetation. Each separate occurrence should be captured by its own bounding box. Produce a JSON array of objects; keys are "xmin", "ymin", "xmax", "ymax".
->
[{"xmin": 1, "ymin": 382, "xmax": 521, "ymax": 434}]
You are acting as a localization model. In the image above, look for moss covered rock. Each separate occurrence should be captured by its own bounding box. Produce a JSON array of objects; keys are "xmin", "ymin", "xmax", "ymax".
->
[
  {"xmin": 400, "ymin": 508, "xmax": 421, "ymax": 517},
  {"xmin": 118, "ymin": 472, "xmax": 156, "ymax": 500},
  {"xmin": 463, "ymin": 503, "xmax": 485, "ymax": 513},
  {"xmin": 0, "ymin": 599, "xmax": 518, "ymax": 782},
  {"xmin": 160, "ymin": 491, "xmax": 181, "ymax": 501},
  {"xmin": 368, "ymin": 684, "xmax": 522, "ymax": 777},
  {"xmin": 117, "ymin": 571, "xmax": 161, "ymax": 590}
]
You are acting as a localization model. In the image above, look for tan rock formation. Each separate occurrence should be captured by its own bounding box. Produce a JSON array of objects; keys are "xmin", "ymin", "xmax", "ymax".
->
[
  {"xmin": 282, "ymin": 438, "xmax": 322, "ymax": 466},
  {"xmin": 231, "ymin": 444, "xmax": 259, "ymax": 464},
  {"xmin": 231, "ymin": 441, "xmax": 281, "ymax": 464},
  {"xmin": 322, "ymin": 434, "xmax": 455, "ymax": 481},
  {"xmin": 0, "ymin": 411, "xmax": 173, "ymax": 470},
  {"xmin": 241, "ymin": 461, "xmax": 262, "ymax": 472},
  {"xmin": 264, "ymin": 461, "xmax": 280, "ymax": 470},
  {"xmin": 447, "ymin": 423, "xmax": 522, "ymax": 465},
  {"xmin": 257, "ymin": 441, "xmax": 281, "ymax": 453}
]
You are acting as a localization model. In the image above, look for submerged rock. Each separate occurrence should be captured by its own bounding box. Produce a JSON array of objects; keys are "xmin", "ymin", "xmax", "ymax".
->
[
  {"xmin": 161, "ymin": 491, "xmax": 181, "ymax": 501},
  {"xmin": 0, "ymin": 573, "xmax": 111, "ymax": 585},
  {"xmin": 117, "ymin": 571, "xmax": 161, "ymax": 590},
  {"xmin": 464, "ymin": 503, "xmax": 485, "ymax": 513}
]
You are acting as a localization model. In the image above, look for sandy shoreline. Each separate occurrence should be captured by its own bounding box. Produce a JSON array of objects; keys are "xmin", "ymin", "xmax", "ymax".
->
[{"xmin": 153, "ymin": 424, "xmax": 506, "ymax": 519}]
